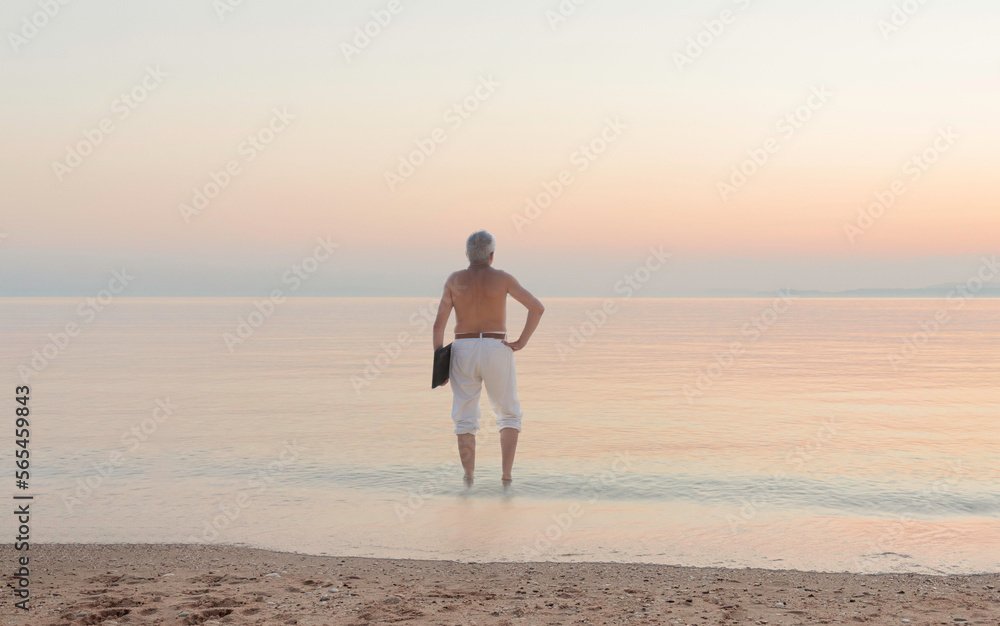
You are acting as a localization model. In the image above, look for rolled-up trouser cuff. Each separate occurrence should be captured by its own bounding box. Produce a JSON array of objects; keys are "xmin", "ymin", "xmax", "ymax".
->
[{"xmin": 496, "ymin": 416, "xmax": 522, "ymax": 432}]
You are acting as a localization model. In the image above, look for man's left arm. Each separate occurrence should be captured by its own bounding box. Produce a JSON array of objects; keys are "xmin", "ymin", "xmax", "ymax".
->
[{"xmin": 432, "ymin": 279, "xmax": 454, "ymax": 351}]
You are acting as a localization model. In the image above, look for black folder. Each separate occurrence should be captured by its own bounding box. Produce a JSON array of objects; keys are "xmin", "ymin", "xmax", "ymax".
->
[{"xmin": 432, "ymin": 343, "xmax": 452, "ymax": 388}]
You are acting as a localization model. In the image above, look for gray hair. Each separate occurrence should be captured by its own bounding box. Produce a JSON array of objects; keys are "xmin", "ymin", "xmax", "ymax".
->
[{"xmin": 466, "ymin": 230, "xmax": 495, "ymax": 264}]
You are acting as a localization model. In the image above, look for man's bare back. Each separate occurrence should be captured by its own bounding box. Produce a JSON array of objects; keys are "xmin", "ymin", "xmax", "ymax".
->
[
  {"xmin": 449, "ymin": 266, "xmax": 513, "ymax": 334},
  {"xmin": 434, "ymin": 265, "xmax": 544, "ymax": 351}
]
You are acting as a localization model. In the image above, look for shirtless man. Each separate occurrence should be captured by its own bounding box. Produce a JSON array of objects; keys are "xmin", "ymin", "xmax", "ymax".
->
[{"xmin": 433, "ymin": 230, "xmax": 544, "ymax": 486}]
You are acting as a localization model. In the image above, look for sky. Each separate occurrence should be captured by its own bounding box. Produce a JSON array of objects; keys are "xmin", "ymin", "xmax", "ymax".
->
[{"xmin": 1, "ymin": 0, "xmax": 998, "ymax": 296}]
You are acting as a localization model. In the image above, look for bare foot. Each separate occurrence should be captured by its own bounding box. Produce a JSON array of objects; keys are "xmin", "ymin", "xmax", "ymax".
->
[
  {"xmin": 464, "ymin": 474, "xmax": 474, "ymax": 488},
  {"xmin": 501, "ymin": 477, "xmax": 512, "ymax": 490}
]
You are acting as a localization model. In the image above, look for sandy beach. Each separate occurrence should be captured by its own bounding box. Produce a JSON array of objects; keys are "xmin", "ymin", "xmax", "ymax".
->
[{"xmin": 1, "ymin": 544, "xmax": 997, "ymax": 625}]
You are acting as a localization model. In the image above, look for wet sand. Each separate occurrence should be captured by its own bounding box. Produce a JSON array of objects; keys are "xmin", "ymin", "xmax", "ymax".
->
[{"xmin": 1, "ymin": 544, "xmax": 997, "ymax": 625}]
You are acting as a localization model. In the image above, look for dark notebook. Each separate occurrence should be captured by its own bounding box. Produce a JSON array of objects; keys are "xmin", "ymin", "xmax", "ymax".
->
[{"xmin": 432, "ymin": 343, "xmax": 452, "ymax": 388}]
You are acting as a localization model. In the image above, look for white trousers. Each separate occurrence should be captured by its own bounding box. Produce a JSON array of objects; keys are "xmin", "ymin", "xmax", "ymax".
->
[{"xmin": 450, "ymin": 334, "xmax": 523, "ymax": 435}]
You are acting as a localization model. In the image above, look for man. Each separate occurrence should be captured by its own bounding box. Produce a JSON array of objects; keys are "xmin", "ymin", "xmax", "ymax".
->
[{"xmin": 433, "ymin": 230, "xmax": 544, "ymax": 487}]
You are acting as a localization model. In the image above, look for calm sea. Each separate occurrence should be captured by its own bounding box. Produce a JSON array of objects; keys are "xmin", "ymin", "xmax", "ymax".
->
[{"xmin": 3, "ymin": 297, "xmax": 998, "ymax": 574}]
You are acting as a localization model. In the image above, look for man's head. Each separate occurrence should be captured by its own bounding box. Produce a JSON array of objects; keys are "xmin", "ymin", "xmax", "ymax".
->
[{"xmin": 466, "ymin": 230, "xmax": 495, "ymax": 265}]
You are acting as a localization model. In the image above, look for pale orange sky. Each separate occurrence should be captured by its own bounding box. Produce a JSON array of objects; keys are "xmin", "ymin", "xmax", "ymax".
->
[{"xmin": 1, "ymin": 0, "xmax": 998, "ymax": 295}]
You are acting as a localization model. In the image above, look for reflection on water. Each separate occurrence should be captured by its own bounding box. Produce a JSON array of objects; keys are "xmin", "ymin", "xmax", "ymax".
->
[{"xmin": 2, "ymin": 297, "xmax": 998, "ymax": 573}]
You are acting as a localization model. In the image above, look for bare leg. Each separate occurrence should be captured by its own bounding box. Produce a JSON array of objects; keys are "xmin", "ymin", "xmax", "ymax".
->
[
  {"xmin": 457, "ymin": 434, "xmax": 476, "ymax": 485},
  {"xmin": 500, "ymin": 428, "xmax": 519, "ymax": 481}
]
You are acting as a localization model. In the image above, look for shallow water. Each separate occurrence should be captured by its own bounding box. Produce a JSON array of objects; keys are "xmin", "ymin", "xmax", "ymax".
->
[{"xmin": 4, "ymin": 297, "xmax": 998, "ymax": 574}]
